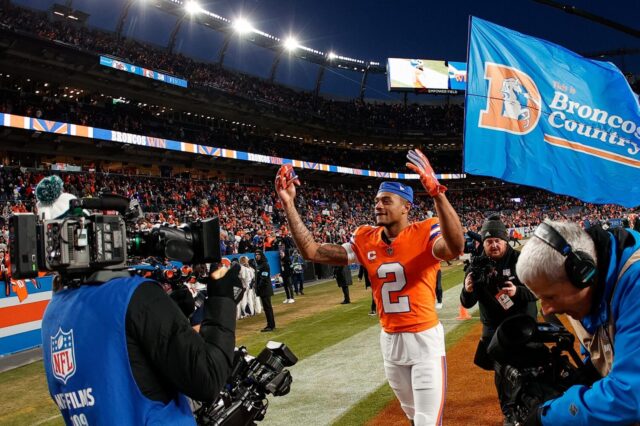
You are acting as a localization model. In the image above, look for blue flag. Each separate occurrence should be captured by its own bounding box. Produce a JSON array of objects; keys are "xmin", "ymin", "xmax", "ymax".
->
[{"xmin": 464, "ymin": 17, "xmax": 640, "ymax": 207}]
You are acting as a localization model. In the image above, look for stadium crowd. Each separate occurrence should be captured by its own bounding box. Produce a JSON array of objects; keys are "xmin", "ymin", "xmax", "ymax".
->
[
  {"xmin": 0, "ymin": 166, "xmax": 636, "ymax": 255},
  {"xmin": 0, "ymin": 4, "xmax": 465, "ymax": 136},
  {"xmin": 0, "ymin": 75, "xmax": 462, "ymax": 173}
]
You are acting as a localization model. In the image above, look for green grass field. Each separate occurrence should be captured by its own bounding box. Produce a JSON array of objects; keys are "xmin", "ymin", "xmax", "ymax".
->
[{"xmin": 0, "ymin": 264, "xmax": 466, "ymax": 426}]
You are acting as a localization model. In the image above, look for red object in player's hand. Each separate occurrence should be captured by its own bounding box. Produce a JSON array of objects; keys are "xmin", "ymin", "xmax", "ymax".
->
[{"xmin": 275, "ymin": 164, "xmax": 300, "ymax": 191}]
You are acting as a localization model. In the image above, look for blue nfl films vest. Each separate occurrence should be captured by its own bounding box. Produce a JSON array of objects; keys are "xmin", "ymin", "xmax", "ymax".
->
[{"xmin": 42, "ymin": 275, "xmax": 196, "ymax": 425}]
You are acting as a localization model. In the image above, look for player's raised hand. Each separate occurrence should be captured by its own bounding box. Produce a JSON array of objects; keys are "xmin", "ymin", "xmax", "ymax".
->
[
  {"xmin": 275, "ymin": 164, "xmax": 301, "ymax": 204},
  {"xmin": 406, "ymin": 149, "xmax": 447, "ymax": 197}
]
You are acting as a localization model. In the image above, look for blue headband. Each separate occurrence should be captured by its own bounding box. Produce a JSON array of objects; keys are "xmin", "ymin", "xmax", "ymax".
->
[{"xmin": 377, "ymin": 182, "xmax": 413, "ymax": 204}]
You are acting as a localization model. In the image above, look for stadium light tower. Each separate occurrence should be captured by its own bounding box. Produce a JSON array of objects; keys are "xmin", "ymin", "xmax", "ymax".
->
[
  {"xmin": 359, "ymin": 64, "xmax": 371, "ymax": 101},
  {"xmin": 327, "ymin": 51, "xmax": 337, "ymax": 60},
  {"xmin": 184, "ymin": 0, "xmax": 202, "ymax": 16},
  {"xmin": 284, "ymin": 37, "xmax": 299, "ymax": 51},
  {"xmin": 232, "ymin": 17, "xmax": 254, "ymax": 35}
]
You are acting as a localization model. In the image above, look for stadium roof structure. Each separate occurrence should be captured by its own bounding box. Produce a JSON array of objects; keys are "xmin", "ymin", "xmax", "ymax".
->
[
  {"xmin": 114, "ymin": 0, "xmax": 386, "ymax": 98},
  {"xmin": 139, "ymin": 0, "xmax": 386, "ymax": 73}
]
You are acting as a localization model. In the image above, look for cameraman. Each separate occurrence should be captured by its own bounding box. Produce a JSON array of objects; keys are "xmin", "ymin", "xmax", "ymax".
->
[
  {"xmin": 460, "ymin": 216, "xmax": 537, "ymax": 426},
  {"xmin": 516, "ymin": 220, "xmax": 640, "ymax": 425},
  {"xmin": 41, "ymin": 248, "xmax": 240, "ymax": 424}
]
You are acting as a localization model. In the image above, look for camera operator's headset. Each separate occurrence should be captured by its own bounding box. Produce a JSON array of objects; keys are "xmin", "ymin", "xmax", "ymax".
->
[{"xmin": 533, "ymin": 222, "xmax": 597, "ymax": 289}]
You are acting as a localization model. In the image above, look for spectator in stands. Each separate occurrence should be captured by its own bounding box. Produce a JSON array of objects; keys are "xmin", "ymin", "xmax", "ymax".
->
[
  {"xmin": 238, "ymin": 234, "xmax": 254, "ymax": 254},
  {"xmin": 252, "ymin": 231, "xmax": 264, "ymax": 251}
]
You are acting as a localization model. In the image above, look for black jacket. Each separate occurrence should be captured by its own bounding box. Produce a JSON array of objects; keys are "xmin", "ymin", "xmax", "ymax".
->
[
  {"xmin": 255, "ymin": 258, "xmax": 273, "ymax": 297},
  {"xmin": 238, "ymin": 239, "xmax": 254, "ymax": 254},
  {"xmin": 280, "ymin": 252, "xmax": 293, "ymax": 278},
  {"xmin": 460, "ymin": 246, "xmax": 537, "ymax": 329},
  {"xmin": 125, "ymin": 282, "xmax": 235, "ymax": 404}
]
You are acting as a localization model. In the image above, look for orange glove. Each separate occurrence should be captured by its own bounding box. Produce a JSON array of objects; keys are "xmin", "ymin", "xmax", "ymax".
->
[
  {"xmin": 275, "ymin": 164, "xmax": 301, "ymax": 191},
  {"xmin": 406, "ymin": 149, "xmax": 447, "ymax": 197}
]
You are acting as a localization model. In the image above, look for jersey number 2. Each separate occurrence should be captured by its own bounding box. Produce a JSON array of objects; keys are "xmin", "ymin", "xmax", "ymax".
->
[{"xmin": 378, "ymin": 262, "xmax": 410, "ymax": 313}]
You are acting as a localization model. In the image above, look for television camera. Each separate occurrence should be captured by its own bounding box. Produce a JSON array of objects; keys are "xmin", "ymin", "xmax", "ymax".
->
[
  {"xmin": 463, "ymin": 255, "xmax": 509, "ymax": 294},
  {"xmin": 488, "ymin": 314, "xmax": 599, "ymax": 424},
  {"xmin": 196, "ymin": 342, "xmax": 298, "ymax": 426},
  {"xmin": 8, "ymin": 192, "xmax": 298, "ymax": 425},
  {"xmin": 8, "ymin": 193, "xmax": 220, "ymax": 285}
]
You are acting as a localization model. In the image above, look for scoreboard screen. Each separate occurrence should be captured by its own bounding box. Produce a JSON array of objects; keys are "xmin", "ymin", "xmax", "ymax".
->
[{"xmin": 387, "ymin": 58, "xmax": 466, "ymax": 94}]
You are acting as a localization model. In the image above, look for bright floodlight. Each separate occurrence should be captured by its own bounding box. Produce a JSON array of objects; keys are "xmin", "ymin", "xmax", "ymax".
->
[
  {"xmin": 185, "ymin": 0, "xmax": 202, "ymax": 15},
  {"xmin": 233, "ymin": 17, "xmax": 253, "ymax": 34},
  {"xmin": 328, "ymin": 51, "xmax": 337, "ymax": 60},
  {"xmin": 284, "ymin": 37, "xmax": 299, "ymax": 51}
]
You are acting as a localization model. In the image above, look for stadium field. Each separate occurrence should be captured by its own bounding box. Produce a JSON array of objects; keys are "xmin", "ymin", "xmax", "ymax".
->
[{"xmin": 0, "ymin": 262, "xmax": 507, "ymax": 426}]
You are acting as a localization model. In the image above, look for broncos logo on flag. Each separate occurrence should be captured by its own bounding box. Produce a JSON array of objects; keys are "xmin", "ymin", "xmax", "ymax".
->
[
  {"xmin": 479, "ymin": 63, "xmax": 542, "ymax": 135},
  {"xmin": 501, "ymin": 77, "xmax": 534, "ymax": 127}
]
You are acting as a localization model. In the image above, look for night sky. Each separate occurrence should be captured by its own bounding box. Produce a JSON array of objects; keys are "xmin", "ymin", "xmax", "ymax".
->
[{"xmin": 14, "ymin": 0, "xmax": 640, "ymax": 101}]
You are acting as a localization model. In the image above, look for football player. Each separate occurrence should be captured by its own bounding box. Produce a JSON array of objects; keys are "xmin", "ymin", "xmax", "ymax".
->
[{"xmin": 275, "ymin": 149, "xmax": 464, "ymax": 425}]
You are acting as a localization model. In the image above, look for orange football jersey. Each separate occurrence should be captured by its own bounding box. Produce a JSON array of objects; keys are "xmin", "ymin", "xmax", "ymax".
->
[{"xmin": 346, "ymin": 218, "xmax": 442, "ymax": 333}]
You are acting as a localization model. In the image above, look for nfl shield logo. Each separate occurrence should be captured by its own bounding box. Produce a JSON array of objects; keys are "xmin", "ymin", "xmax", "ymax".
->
[{"xmin": 51, "ymin": 328, "xmax": 76, "ymax": 384}]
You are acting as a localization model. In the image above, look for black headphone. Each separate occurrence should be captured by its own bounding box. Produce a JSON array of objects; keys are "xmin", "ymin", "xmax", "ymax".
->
[{"xmin": 533, "ymin": 222, "xmax": 597, "ymax": 289}]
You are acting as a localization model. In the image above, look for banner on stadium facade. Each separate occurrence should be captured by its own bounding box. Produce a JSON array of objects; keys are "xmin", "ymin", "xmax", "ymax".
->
[
  {"xmin": 99, "ymin": 56, "xmax": 188, "ymax": 88},
  {"xmin": 0, "ymin": 276, "xmax": 55, "ymax": 357},
  {"xmin": 464, "ymin": 17, "xmax": 640, "ymax": 207},
  {"xmin": 0, "ymin": 113, "xmax": 465, "ymax": 181}
]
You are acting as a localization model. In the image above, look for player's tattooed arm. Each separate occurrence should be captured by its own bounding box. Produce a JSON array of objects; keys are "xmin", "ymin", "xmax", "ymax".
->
[
  {"xmin": 315, "ymin": 243, "xmax": 348, "ymax": 265},
  {"xmin": 283, "ymin": 202, "xmax": 348, "ymax": 265}
]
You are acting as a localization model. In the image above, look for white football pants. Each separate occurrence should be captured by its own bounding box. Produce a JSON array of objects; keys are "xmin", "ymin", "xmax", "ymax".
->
[{"xmin": 380, "ymin": 323, "xmax": 447, "ymax": 426}]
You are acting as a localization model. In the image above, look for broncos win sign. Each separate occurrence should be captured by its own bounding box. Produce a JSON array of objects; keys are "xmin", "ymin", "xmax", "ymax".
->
[{"xmin": 464, "ymin": 17, "xmax": 640, "ymax": 207}]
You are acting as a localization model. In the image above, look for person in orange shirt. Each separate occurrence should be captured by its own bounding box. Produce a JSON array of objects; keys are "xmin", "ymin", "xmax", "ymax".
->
[{"xmin": 275, "ymin": 149, "xmax": 464, "ymax": 426}]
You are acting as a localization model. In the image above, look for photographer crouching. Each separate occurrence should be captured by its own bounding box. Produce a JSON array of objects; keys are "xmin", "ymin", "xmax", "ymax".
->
[
  {"xmin": 516, "ymin": 220, "xmax": 640, "ymax": 425},
  {"xmin": 460, "ymin": 216, "xmax": 537, "ymax": 426}
]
